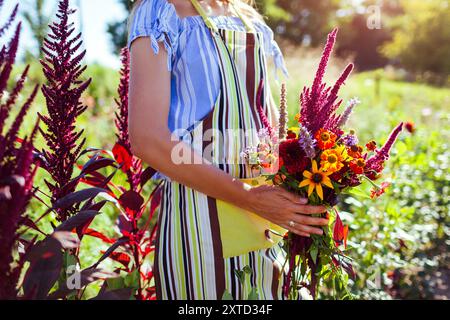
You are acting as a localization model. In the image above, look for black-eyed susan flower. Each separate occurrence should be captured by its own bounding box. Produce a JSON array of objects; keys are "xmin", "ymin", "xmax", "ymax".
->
[
  {"xmin": 315, "ymin": 128, "xmax": 336, "ymax": 150},
  {"xmin": 299, "ymin": 160, "xmax": 334, "ymax": 200}
]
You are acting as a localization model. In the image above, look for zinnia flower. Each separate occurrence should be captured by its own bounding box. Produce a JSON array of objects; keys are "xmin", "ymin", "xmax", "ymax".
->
[
  {"xmin": 315, "ymin": 128, "xmax": 336, "ymax": 150},
  {"xmin": 349, "ymin": 158, "xmax": 366, "ymax": 174},
  {"xmin": 299, "ymin": 160, "xmax": 334, "ymax": 200},
  {"xmin": 320, "ymin": 146, "xmax": 347, "ymax": 173}
]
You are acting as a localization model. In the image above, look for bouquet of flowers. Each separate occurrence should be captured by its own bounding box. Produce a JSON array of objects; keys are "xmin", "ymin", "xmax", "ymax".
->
[{"xmin": 242, "ymin": 28, "xmax": 404, "ymax": 299}]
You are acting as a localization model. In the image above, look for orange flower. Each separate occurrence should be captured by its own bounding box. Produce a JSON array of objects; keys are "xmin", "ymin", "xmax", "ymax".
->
[
  {"xmin": 320, "ymin": 146, "xmax": 347, "ymax": 173},
  {"xmin": 347, "ymin": 144, "xmax": 363, "ymax": 158},
  {"xmin": 349, "ymin": 158, "xmax": 366, "ymax": 174},
  {"xmin": 299, "ymin": 160, "xmax": 334, "ymax": 200},
  {"xmin": 315, "ymin": 128, "xmax": 336, "ymax": 150},
  {"xmin": 295, "ymin": 113, "xmax": 302, "ymax": 123},
  {"xmin": 366, "ymin": 140, "xmax": 377, "ymax": 151}
]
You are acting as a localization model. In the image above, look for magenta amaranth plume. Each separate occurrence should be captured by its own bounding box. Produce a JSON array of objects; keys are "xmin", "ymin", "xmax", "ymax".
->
[
  {"xmin": 365, "ymin": 123, "xmax": 404, "ymax": 179},
  {"xmin": 300, "ymin": 28, "xmax": 354, "ymax": 135},
  {"xmin": 39, "ymin": 0, "xmax": 91, "ymax": 221}
]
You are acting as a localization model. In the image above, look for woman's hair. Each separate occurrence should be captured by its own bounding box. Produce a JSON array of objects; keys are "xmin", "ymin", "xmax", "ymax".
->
[{"xmin": 128, "ymin": 0, "xmax": 262, "ymax": 33}]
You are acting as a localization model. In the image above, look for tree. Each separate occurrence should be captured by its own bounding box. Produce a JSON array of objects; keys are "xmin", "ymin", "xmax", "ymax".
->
[
  {"xmin": 335, "ymin": 0, "xmax": 403, "ymax": 71},
  {"xmin": 22, "ymin": 0, "xmax": 53, "ymax": 58},
  {"xmin": 107, "ymin": 0, "xmax": 134, "ymax": 55},
  {"xmin": 382, "ymin": 0, "xmax": 450, "ymax": 84},
  {"xmin": 265, "ymin": 0, "xmax": 340, "ymax": 47}
]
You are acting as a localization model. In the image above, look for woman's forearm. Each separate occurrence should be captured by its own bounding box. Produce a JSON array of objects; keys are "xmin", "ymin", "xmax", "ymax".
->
[{"xmin": 131, "ymin": 132, "xmax": 253, "ymax": 211}]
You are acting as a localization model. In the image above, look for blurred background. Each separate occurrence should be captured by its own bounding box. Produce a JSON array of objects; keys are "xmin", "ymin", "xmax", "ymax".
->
[{"xmin": 2, "ymin": 0, "xmax": 449, "ymax": 299}]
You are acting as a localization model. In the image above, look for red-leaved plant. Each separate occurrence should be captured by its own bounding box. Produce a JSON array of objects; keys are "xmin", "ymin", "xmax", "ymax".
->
[
  {"xmin": 82, "ymin": 48, "xmax": 159, "ymax": 300},
  {"xmin": 0, "ymin": 1, "xmax": 39, "ymax": 299}
]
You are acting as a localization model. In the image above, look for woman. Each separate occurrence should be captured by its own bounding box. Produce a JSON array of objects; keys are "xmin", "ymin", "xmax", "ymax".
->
[{"xmin": 128, "ymin": 0, "xmax": 328, "ymax": 300}]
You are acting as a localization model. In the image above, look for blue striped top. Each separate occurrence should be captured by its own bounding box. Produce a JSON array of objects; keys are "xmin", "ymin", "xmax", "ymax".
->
[{"xmin": 127, "ymin": 0, "xmax": 288, "ymax": 133}]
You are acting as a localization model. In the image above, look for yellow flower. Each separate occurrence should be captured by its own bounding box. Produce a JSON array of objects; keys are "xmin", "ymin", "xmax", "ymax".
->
[
  {"xmin": 320, "ymin": 146, "xmax": 348, "ymax": 173},
  {"xmin": 299, "ymin": 160, "xmax": 334, "ymax": 200}
]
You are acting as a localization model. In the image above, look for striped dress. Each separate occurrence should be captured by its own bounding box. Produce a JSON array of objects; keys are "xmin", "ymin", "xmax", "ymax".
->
[{"xmin": 128, "ymin": 0, "xmax": 307, "ymax": 300}]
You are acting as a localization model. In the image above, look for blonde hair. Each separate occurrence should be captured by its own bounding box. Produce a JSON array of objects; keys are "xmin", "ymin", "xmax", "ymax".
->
[{"xmin": 128, "ymin": 0, "xmax": 262, "ymax": 33}]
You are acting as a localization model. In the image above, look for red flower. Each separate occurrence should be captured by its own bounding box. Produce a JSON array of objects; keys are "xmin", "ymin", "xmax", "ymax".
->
[
  {"xmin": 405, "ymin": 121, "xmax": 415, "ymax": 134},
  {"xmin": 286, "ymin": 130, "xmax": 297, "ymax": 139},
  {"xmin": 370, "ymin": 182, "xmax": 391, "ymax": 199},
  {"xmin": 315, "ymin": 128, "xmax": 336, "ymax": 150},
  {"xmin": 279, "ymin": 139, "xmax": 309, "ymax": 174},
  {"xmin": 366, "ymin": 140, "xmax": 377, "ymax": 151},
  {"xmin": 349, "ymin": 158, "xmax": 366, "ymax": 174},
  {"xmin": 333, "ymin": 212, "xmax": 348, "ymax": 248}
]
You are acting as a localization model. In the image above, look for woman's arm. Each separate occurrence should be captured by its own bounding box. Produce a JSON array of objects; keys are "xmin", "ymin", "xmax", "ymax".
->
[{"xmin": 129, "ymin": 38, "xmax": 328, "ymax": 237}]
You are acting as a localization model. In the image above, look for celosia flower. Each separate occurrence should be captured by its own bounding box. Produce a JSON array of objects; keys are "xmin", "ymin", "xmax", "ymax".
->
[
  {"xmin": 347, "ymin": 144, "xmax": 363, "ymax": 159},
  {"xmin": 320, "ymin": 146, "xmax": 347, "ymax": 173},
  {"xmin": 315, "ymin": 128, "xmax": 336, "ymax": 150},
  {"xmin": 370, "ymin": 182, "xmax": 391, "ymax": 199},
  {"xmin": 299, "ymin": 160, "xmax": 334, "ymax": 200},
  {"xmin": 366, "ymin": 140, "xmax": 377, "ymax": 152},
  {"xmin": 349, "ymin": 158, "xmax": 366, "ymax": 174}
]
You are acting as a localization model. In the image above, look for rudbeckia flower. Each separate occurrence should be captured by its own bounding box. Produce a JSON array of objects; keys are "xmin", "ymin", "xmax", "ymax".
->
[
  {"xmin": 299, "ymin": 160, "xmax": 334, "ymax": 200},
  {"xmin": 315, "ymin": 128, "xmax": 336, "ymax": 150},
  {"xmin": 320, "ymin": 146, "xmax": 347, "ymax": 173}
]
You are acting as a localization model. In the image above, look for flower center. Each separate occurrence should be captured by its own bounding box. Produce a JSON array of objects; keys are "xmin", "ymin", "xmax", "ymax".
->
[
  {"xmin": 350, "ymin": 145, "xmax": 359, "ymax": 152},
  {"xmin": 357, "ymin": 159, "xmax": 365, "ymax": 167},
  {"xmin": 321, "ymin": 133, "xmax": 330, "ymax": 141},
  {"xmin": 327, "ymin": 154, "xmax": 337, "ymax": 163},
  {"xmin": 312, "ymin": 173, "xmax": 323, "ymax": 183}
]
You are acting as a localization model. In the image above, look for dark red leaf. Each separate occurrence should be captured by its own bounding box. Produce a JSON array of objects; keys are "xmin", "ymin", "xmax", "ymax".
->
[
  {"xmin": 103, "ymin": 251, "xmax": 131, "ymax": 269},
  {"xmin": 119, "ymin": 190, "xmax": 144, "ymax": 217},
  {"xmin": 91, "ymin": 288, "xmax": 133, "ymax": 300},
  {"xmin": 112, "ymin": 142, "xmax": 132, "ymax": 172},
  {"xmin": 52, "ymin": 187, "xmax": 108, "ymax": 210},
  {"xmin": 55, "ymin": 210, "xmax": 100, "ymax": 232},
  {"xmin": 81, "ymin": 154, "xmax": 116, "ymax": 175},
  {"xmin": 140, "ymin": 167, "xmax": 157, "ymax": 188}
]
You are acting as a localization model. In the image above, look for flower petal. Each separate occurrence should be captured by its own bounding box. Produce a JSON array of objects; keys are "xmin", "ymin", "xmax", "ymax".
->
[
  {"xmin": 316, "ymin": 183, "xmax": 324, "ymax": 200},
  {"xmin": 322, "ymin": 176, "xmax": 334, "ymax": 189},
  {"xmin": 308, "ymin": 183, "xmax": 315, "ymax": 197},
  {"xmin": 312, "ymin": 160, "xmax": 318, "ymax": 172},
  {"xmin": 299, "ymin": 179, "xmax": 310, "ymax": 188},
  {"xmin": 303, "ymin": 171, "xmax": 312, "ymax": 178}
]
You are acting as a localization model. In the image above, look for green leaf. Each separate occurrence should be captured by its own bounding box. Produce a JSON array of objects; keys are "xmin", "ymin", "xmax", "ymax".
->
[
  {"xmin": 247, "ymin": 288, "xmax": 259, "ymax": 300},
  {"xmin": 222, "ymin": 290, "xmax": 234, "ymax": 300},
  {"xmin": 234, "ymin": 270, "xmax": 246, "ymax": 285},
  {"xmin": 342, "ymin": 187, "xmax": 371, "ymax": 200},
  {"xmin": 310, "ymin": 247, "xmax": 318, "ymax": 264},
  {"xmin": 243, "ymin": 265, "xmax": 253, "ymax": 275},
  {"xmin": 106, "ymin": 276, "xmax": 125, "ymax": 290},
  {"xmin": 124, "ymin": 269, "xmax": 140, "ymax": 288}
]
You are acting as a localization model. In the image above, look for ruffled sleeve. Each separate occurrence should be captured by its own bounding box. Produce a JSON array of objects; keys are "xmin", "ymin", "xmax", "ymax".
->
[
  {"xmin": 256, "ymin": 22, "xmax": 289, "ymax": 79},
  {"xmin": 128, "ymin": 0, "xmax": 180, "ymax": 71}
]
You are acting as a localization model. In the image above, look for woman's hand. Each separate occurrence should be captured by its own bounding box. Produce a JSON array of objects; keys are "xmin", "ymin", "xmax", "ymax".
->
[{"xmin": 244, "ymin": 185, "xmax": 329, "ymax": 237}]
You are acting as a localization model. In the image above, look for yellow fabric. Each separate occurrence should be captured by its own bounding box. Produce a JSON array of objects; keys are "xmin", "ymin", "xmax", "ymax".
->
[{"xmin": 216, "ymin": 176, "xmax": 287, "ymax": 258}]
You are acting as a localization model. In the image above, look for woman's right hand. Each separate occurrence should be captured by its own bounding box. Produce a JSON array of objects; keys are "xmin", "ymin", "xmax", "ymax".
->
[{"xmin": 244, "ymin": 185, "xmax": 329, "ymax": 237}]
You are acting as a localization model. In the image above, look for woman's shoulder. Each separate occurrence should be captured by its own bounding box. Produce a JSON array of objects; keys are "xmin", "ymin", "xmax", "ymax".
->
[{"xmin": 128, "ymin": 0, "xmax": 182, "ymax": 70}]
